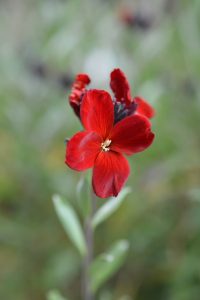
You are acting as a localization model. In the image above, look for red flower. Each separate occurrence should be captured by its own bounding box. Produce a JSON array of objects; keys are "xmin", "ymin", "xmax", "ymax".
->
[
  {"xmin": 110, "ymin": 68, "xmax": 155, "ymax": 119},
  {"xmin": 69, "ymin": 74, "xmax": 91, "ymax": 117},
  {"xmin": 66, "ymin": 90, "xmax": 154, "ymax": 198}
]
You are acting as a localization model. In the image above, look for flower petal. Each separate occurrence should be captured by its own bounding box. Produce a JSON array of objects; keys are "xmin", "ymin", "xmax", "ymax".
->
[
  {"xmin": 65, "ymin": 131, "xmax": 101, "ymax": 171},
  {"xmin": 69, "ymin": 73, "xmax": 91, "ymax": 117},
  {"xmin": 134, "ymin": 96, "xmax": 155, "ymax": 119},
  {"xmin": 92, "ymin": 151, "xmax": 130, "ymax": 198},
  {"xmin": 110, "ymin": 69, "xmax": 132, "ymax": 104},
  {"xmin": 81, "ymin": 90, "xmax": 114, "ymax": 139},
  {"xmin": 110, "ymin": 114, "xmax": 155, "ymax": 155},
  {"xmin": 76, "ymin": 74, "xmax": 91, "ymax": 85}
]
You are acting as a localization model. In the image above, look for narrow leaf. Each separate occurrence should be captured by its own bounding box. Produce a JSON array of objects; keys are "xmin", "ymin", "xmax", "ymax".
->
[
  {"xmin": 52, "ymin": 194, "xmax": 86, "ymax": 257},
  {"xmin": 47, "ymin": 290, "xmax": 67, "ymax": 300},
  {"xmin": 92, "ymin": 187, "xmax": 131, "ymax": 229},
  {"xmin": 90, "ymin": 240, "xmax": 130, "ymax": 292}
]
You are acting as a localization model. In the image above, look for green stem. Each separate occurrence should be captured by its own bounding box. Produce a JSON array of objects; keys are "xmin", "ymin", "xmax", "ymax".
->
[{"xmin": 82, "ymin": 191, "xmax": 96, "ymax": 300}]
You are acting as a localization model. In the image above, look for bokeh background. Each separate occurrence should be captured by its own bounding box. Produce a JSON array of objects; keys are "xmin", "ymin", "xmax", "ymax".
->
[{"xmin": 1, "ymin": 0, "xmax": 200, "ymax": 299}]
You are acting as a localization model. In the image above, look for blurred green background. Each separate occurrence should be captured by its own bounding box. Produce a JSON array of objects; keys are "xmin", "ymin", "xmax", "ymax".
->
[{"xmin": 0, "ymin": 0, "xmax": 200, "ymax": 299}]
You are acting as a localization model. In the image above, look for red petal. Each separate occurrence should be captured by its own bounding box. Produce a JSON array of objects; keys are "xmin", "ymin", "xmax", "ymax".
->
[
  {"xmin": 69, "ymin": 73, "xmax": 91, "ymax": 117},
  {"xmin": 110, "ymin": 114, "xmax": 155, "ymax": 155},
  {"xmin": 76, "ymin": 74, "xmax": 91, "ymax": 85},
  {"xmin": 110, "ymin": 69, "xmax": 132, "ymax": 104},
  {"xmin": 134, "ymin": 96, "xmax": 155, "ymax": 119},
  {"xmin": 65, "ymin": 131, "xmax": 101, "ymax": 171},
  {"xmin": 81, "ymin": 90, "xmax": 114, "ymax": 140},
  {"xmin": 92, "ymin": 151, "xmax": 130, "ymax": 198}
]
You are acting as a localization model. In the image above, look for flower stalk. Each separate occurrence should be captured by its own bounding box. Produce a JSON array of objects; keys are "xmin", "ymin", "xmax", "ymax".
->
[{"xmin": 82, "ymin": 191, "xmax": 96, "ymax": 300}]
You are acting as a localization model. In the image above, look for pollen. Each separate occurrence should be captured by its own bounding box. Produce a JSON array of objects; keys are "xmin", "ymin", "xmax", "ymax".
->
[{"xmin": 101, "ymin": 139, "xmax": 112, "ymax": 152}]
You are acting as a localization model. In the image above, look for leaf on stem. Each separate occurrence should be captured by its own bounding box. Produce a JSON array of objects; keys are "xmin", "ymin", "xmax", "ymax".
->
[
  {"xmin": 52, "ymin": 194, "xmax": 86, "ymax": 257},
  {"xmin": 46, "ymin": 290, "xmax": 67, "ymax": 300},
  {"xmin": 92, "ymin": 187, "xmax": 131, "ymax": 229},
  {"xmin": 90, "ymin": 239, "xmax": 130, "ymax": 292}
]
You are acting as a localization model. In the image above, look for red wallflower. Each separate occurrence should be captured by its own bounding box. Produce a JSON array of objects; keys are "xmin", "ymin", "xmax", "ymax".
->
[
  {"xmin": 69, "ymin": 74, "xmax": 91, "ymax": 117},
  {"xmin": 66, "ymin": 90, "xmax": 154, "ymax": 198},
  {"xmin": 110, "ymin": 68, "xmax": 155, "ymax": 119}
]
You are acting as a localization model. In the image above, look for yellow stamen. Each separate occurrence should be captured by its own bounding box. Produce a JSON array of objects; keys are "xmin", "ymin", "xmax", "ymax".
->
[{"xmin": 101, "ymin": 139, "xmax": 112, "ymax": 152}]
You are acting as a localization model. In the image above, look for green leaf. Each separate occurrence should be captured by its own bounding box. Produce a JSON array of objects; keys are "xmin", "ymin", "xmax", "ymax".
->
[
  {"xmin": 52, "ymin": 194, "xmax": 86, "ymax": 257},
  {"xmin": 76, "ymin": 177, "xmax": 91, "ymax": 219},
  {"xmin": 90, "ymin": 240, "xmax": 130, "ymax": 292},
  {"xmin": 46, "ymin": 290, "xmax": 67, "ymax": 300},
  {"xmin": 92, "ymin": 187, "xmax": 131, "ymax": 229}
]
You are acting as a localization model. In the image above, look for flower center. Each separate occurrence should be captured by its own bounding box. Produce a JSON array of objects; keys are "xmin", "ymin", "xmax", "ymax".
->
[{"xmin": 101, "ymin": 139, "xmax": 112, "ymax": 152}]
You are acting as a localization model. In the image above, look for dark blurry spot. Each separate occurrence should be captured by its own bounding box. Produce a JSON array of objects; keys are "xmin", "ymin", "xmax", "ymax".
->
[
  {"xmin": 181, "ymin": 78, "xmax": 196, "ymax": 97},
  {"xmin": 31, "ymin": 62, "xmax": 48, "ymax": 79},
  {"xmin": 132, "ymin": 14, "xmax": 152, "ymax": 30},
  {"xmin": 29, "ymin": 61, "xmax": 73, "ymax": 90},
  {"xmin": 119, "ymin": 9, "xmax": 153, "ymax": 31},
  {"xmin": 58, "ymin": 73, "xmax": 73, "ymax": 89}
]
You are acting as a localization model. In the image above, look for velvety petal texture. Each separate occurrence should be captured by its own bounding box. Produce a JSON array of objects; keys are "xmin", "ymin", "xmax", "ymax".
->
[
  {"xmin": 134, "ymin": 96, "xmax": 155, "ymax": 119},
  {"xmin": 92, "ymin": 151, "xmax": 130, "ymax": 198},
  {"xmin": 110, "ymin": 114, "xmax": 154, "ymax": 155},
  {"xmin": 66, "ymin": 131, "xmax": 101, "ymax": 171},
  {"xmin": 75, "ymin": 74, "xmax": 91, "ymax": 85},
  {"xmin": 69, "ymin": 73, "xmax": 91, "ymax": 117},
  {"xmin": 110, "ymin": 69, "xmax": 132, "ymax": 104},
  {"xmin": 81, "ymin": 90, "xmax": 114, "ymax": 139}
]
